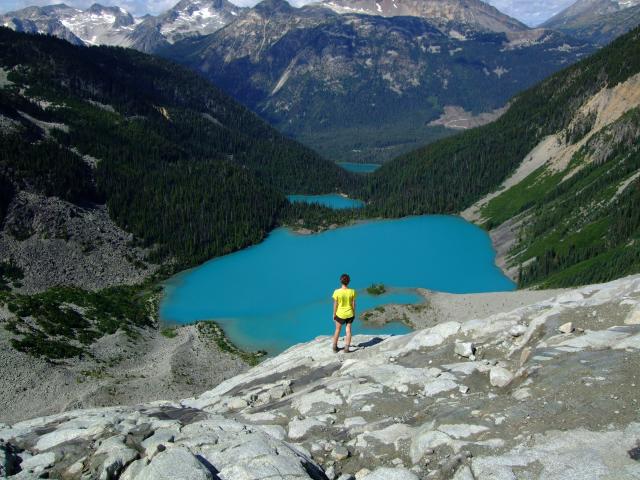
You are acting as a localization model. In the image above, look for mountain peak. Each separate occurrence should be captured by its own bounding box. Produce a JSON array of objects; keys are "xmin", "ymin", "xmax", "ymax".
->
[
  {"xmin": 253, "ymin": 0, "xmax": 295, "ymax": 15},
  {"xmin": 315, "ymin": 0, "xmax": 528, "ymax": 33},
  {"xmin": 171, "ymin": 0, "xmax": 238, "ymax": 12}
]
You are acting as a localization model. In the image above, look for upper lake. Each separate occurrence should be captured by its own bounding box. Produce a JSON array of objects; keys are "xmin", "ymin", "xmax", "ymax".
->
[
  {"xmin": 160, "ymin": 216, "xmax": 515, "ymax": 354},
  {"xmin": 287, "ymin": 194, "xmax": 364, "ymax": 209},
  {"xmin": 338, "ymin": 162, "xmax": 381, "ymax": 174}
]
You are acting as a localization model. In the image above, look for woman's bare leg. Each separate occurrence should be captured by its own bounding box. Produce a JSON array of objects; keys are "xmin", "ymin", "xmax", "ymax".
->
[
  {"xmin": 332, "ymin": 320, "xmax": 342, "ymax": 349},
  {"xmin": 345, "ymin": 323, "xmax": 352, "ymax": 351}
]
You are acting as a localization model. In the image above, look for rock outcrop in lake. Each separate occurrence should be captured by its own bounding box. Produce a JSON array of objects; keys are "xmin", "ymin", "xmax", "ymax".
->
[{"xmin": 2, "ymin": 275, "xmax": 640, "ymax": 479}]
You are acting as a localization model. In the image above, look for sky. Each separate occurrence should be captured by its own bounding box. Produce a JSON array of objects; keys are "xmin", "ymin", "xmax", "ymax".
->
[{"xmin": 0, "ymin": 0, "xmax": 579, "ymax": 26}]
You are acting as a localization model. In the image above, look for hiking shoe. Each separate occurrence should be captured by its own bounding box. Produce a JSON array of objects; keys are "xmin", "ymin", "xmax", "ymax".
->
[
  {"xmin": 332, "ymin": 345, "xmax": 339, "ymax": 353},
  {"xmin": 343, "ymin": 347, "xmax": 351, "ymax": 353}
]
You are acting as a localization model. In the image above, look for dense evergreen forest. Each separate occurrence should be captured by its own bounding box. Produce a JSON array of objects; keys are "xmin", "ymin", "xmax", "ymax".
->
[{"xmin": 0, "ymin": 28, "xmax": 358, "ymax": 268}]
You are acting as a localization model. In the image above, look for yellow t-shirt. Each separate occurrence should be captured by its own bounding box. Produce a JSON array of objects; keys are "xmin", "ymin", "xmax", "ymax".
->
[{"xmin": 333, "ymin": 288, "xmax": 356, "ymax": 319}]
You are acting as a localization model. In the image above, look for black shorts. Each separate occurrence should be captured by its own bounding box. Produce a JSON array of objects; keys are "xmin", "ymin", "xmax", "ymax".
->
[{"xmin": 334, "ymin": 315, "xmax": 354, "ymax": 324}]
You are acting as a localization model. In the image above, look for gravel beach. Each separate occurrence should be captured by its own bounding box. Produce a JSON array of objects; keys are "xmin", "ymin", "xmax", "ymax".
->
[{"xmin": 361, "ymin": 287, "xmax": 567, "ymax": 330}]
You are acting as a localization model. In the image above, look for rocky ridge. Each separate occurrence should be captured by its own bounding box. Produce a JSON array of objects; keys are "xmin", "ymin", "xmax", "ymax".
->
[
  {"xmin": 0, "ymin": 4, "xmax": 138, "ymax": 47},
  {"xmin": 142, "ymin": 0, "xmax": 247, "ymax": 45},
  {"xmin": 2, "ymin": 274, "xmax": 639, "ymax": 479},
  {"xmin": 543, "ymin": 0, "xmax": 640, "ymax": 44},
  {"xmin": 316, "ymin": 0, "xmax": 527, "ymax": 33},
  {"xmin": 0, "ymin": 0, "xmax": 246, "ymax": 53}
]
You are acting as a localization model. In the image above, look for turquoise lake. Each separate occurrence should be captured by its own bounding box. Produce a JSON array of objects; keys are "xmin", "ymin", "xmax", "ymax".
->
[
  {"xmin": 337, "ymin": 162, "xmax": 381, "ymax": 174},
  {"xmin": 161, "ymin": 216, "xmax": 515, "ymax": 354},
  {"xmin": 287, "ymin": 194, "xmax": 365, "ymax": 209}
]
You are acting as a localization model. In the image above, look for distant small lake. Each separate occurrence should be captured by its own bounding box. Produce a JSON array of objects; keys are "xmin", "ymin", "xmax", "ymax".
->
[
  {"xmin": 288, "ymin": 194, "xmax": 364, "ymax": 209},
  {"xmin": 338, "ymin": 162, "xmax": 381, "ymax": 174},
  {"xmin": 161, "ymin": 216, "xmax": 515, "ymax": 354}
]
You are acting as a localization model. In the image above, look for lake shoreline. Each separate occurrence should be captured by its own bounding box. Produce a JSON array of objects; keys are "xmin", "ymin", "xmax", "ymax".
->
[{"xmin": 159, "ymin": 215, "xmax": 515, "ymax": 354}]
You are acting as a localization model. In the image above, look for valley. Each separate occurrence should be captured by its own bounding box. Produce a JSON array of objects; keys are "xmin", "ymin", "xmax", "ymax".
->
[
  {"xmin": 160, "ymin": 0, "xmax": 594, "ymax": 162},
  {"xmin": 0, "ymin": 1, "xmax": 639, "ymax": 478},
  {"xmin": 3, "ymin": 0, "xmax": 597, "ymax": 162}
]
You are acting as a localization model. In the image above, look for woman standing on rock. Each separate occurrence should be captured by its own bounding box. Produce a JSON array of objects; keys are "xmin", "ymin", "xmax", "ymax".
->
[{"xmin": 332, "ymin": 273, "xmax": 357, "ymax": 353}]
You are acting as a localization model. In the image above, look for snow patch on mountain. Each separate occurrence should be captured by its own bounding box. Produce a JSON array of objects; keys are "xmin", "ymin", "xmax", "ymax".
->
[{"xmin": 0, "ymin": 0, "xmax": 246, "ymax": 51}]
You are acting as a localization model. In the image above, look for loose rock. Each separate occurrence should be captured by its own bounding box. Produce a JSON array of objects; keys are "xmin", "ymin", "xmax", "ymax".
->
[
  {"xmin": 128, "ymin": 447, "xmax": 212, "ymax": 480},
  {"xmin": 362, "ymin": 467, "xmax": 420, "ymax": 480},
  {"xmin": 490, "ymin": 366, "xmax": 514, "ymax": 388},
  {"xmin": 559, "ymin": 322, "xmax": 575, "ymax": 334},
  {"xmin": 331, "ymin": 445, "xmax": 350, "ymax": 461},
  {"xmin": 454, "ymin": 342, "xmax": 475, "ymax": 358},
  {"xmin": 509, "ymin": 325, "xmax": 527, "ymax": 337}
]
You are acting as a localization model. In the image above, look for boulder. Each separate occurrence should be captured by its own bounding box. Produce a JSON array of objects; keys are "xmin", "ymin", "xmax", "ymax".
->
[
  {"xmin": 325, "ymin": 464, "xmax": 336, "ymax": 480},
  {"xmin": 331, "ymin": 445, "xmax": 350, "ymax": 461},
  {"xmin": 362, "ymin": 467, "xmax": 420, "ymax": 480},
  {"xmin": 92, "ymin": 435, "xmax": 139, "ymax": 480},
  {"xmin": 625, "ymin": 307, "xmax": 640, "ymax": 325},
  {"xmin": 141, "ymin": 429, "xmax": 176, "ymax": 457},
  {"xmin": 227, "ymin": 398, "xmax": 249, "ymax": 410},
  {"xmin": 20, "ymin": 451, "xmax": 55, "ymax": 474},
  {"xmin": 452, "ymin": 464, "xmax": 475, "ymax": 480},
  {"xmin": 288, "ymin": 417, "xmax": 324, "ymax": 440},
  {"xmin": 559, "ymin": 322, "xmax": 575, "ymax": 334},
  {"xmin": 509, "ymin": 325, "xmax": 527, "ymax": 337},
  {"xmin": 454, "ymin": 342, "xmax": 475, "ymax": 358},
  {"xmin": 132, "ymin": 447, "xmax": 213, "ymax": 480},
  {"xmin": 490, "ymin": 367, "xmax": 514, "ymax": 388},
  {"xmin": 355, "ymin": 469, "xmax": 372, "ymax": 479}
]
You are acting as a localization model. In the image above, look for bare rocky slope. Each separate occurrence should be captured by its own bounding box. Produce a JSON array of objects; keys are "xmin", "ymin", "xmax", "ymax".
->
[
  {"xmin": 0, "ymin": 191, "xmax": 156, "ymax": 294},
  {"xmin": 2, "ymin": 274, "xmax": 639, "ymax": 479}
]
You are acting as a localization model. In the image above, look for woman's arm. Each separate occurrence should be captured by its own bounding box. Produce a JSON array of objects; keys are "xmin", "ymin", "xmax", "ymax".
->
[
  {"xmin": 351, "ymin": 298, "xmax": 356, "ymax": 316},
  {"xmin": 333, "ymin": 299, "xmax": 338, "ymax": 319}
]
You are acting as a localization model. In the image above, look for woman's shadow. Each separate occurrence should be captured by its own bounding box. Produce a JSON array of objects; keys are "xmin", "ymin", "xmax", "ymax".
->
[{"xmin": 354, "ymin": 336, "xmax": 385, "ymax": 349}]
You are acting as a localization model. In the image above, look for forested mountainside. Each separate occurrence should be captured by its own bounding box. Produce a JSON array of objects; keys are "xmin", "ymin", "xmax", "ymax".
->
[
  {"xmin": 161, "ymin": 0, "xmax": 593, "ymax": 163},
  {"xmin": 0, "ymin": 28, "xmax": 354, "ymax": 269},
  {"xmin": 543, "ymin": 0, "xmax": 640, "ymax": 45},
  {"xmin": 364, "ymin": 26, "xmax": 640, "ymax": 288}
]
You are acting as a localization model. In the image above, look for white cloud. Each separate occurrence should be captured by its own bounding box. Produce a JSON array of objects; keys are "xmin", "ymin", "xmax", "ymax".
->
[{"xmin": 0, "ymin": 0, "xmax": 579, "ymax": 25}]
